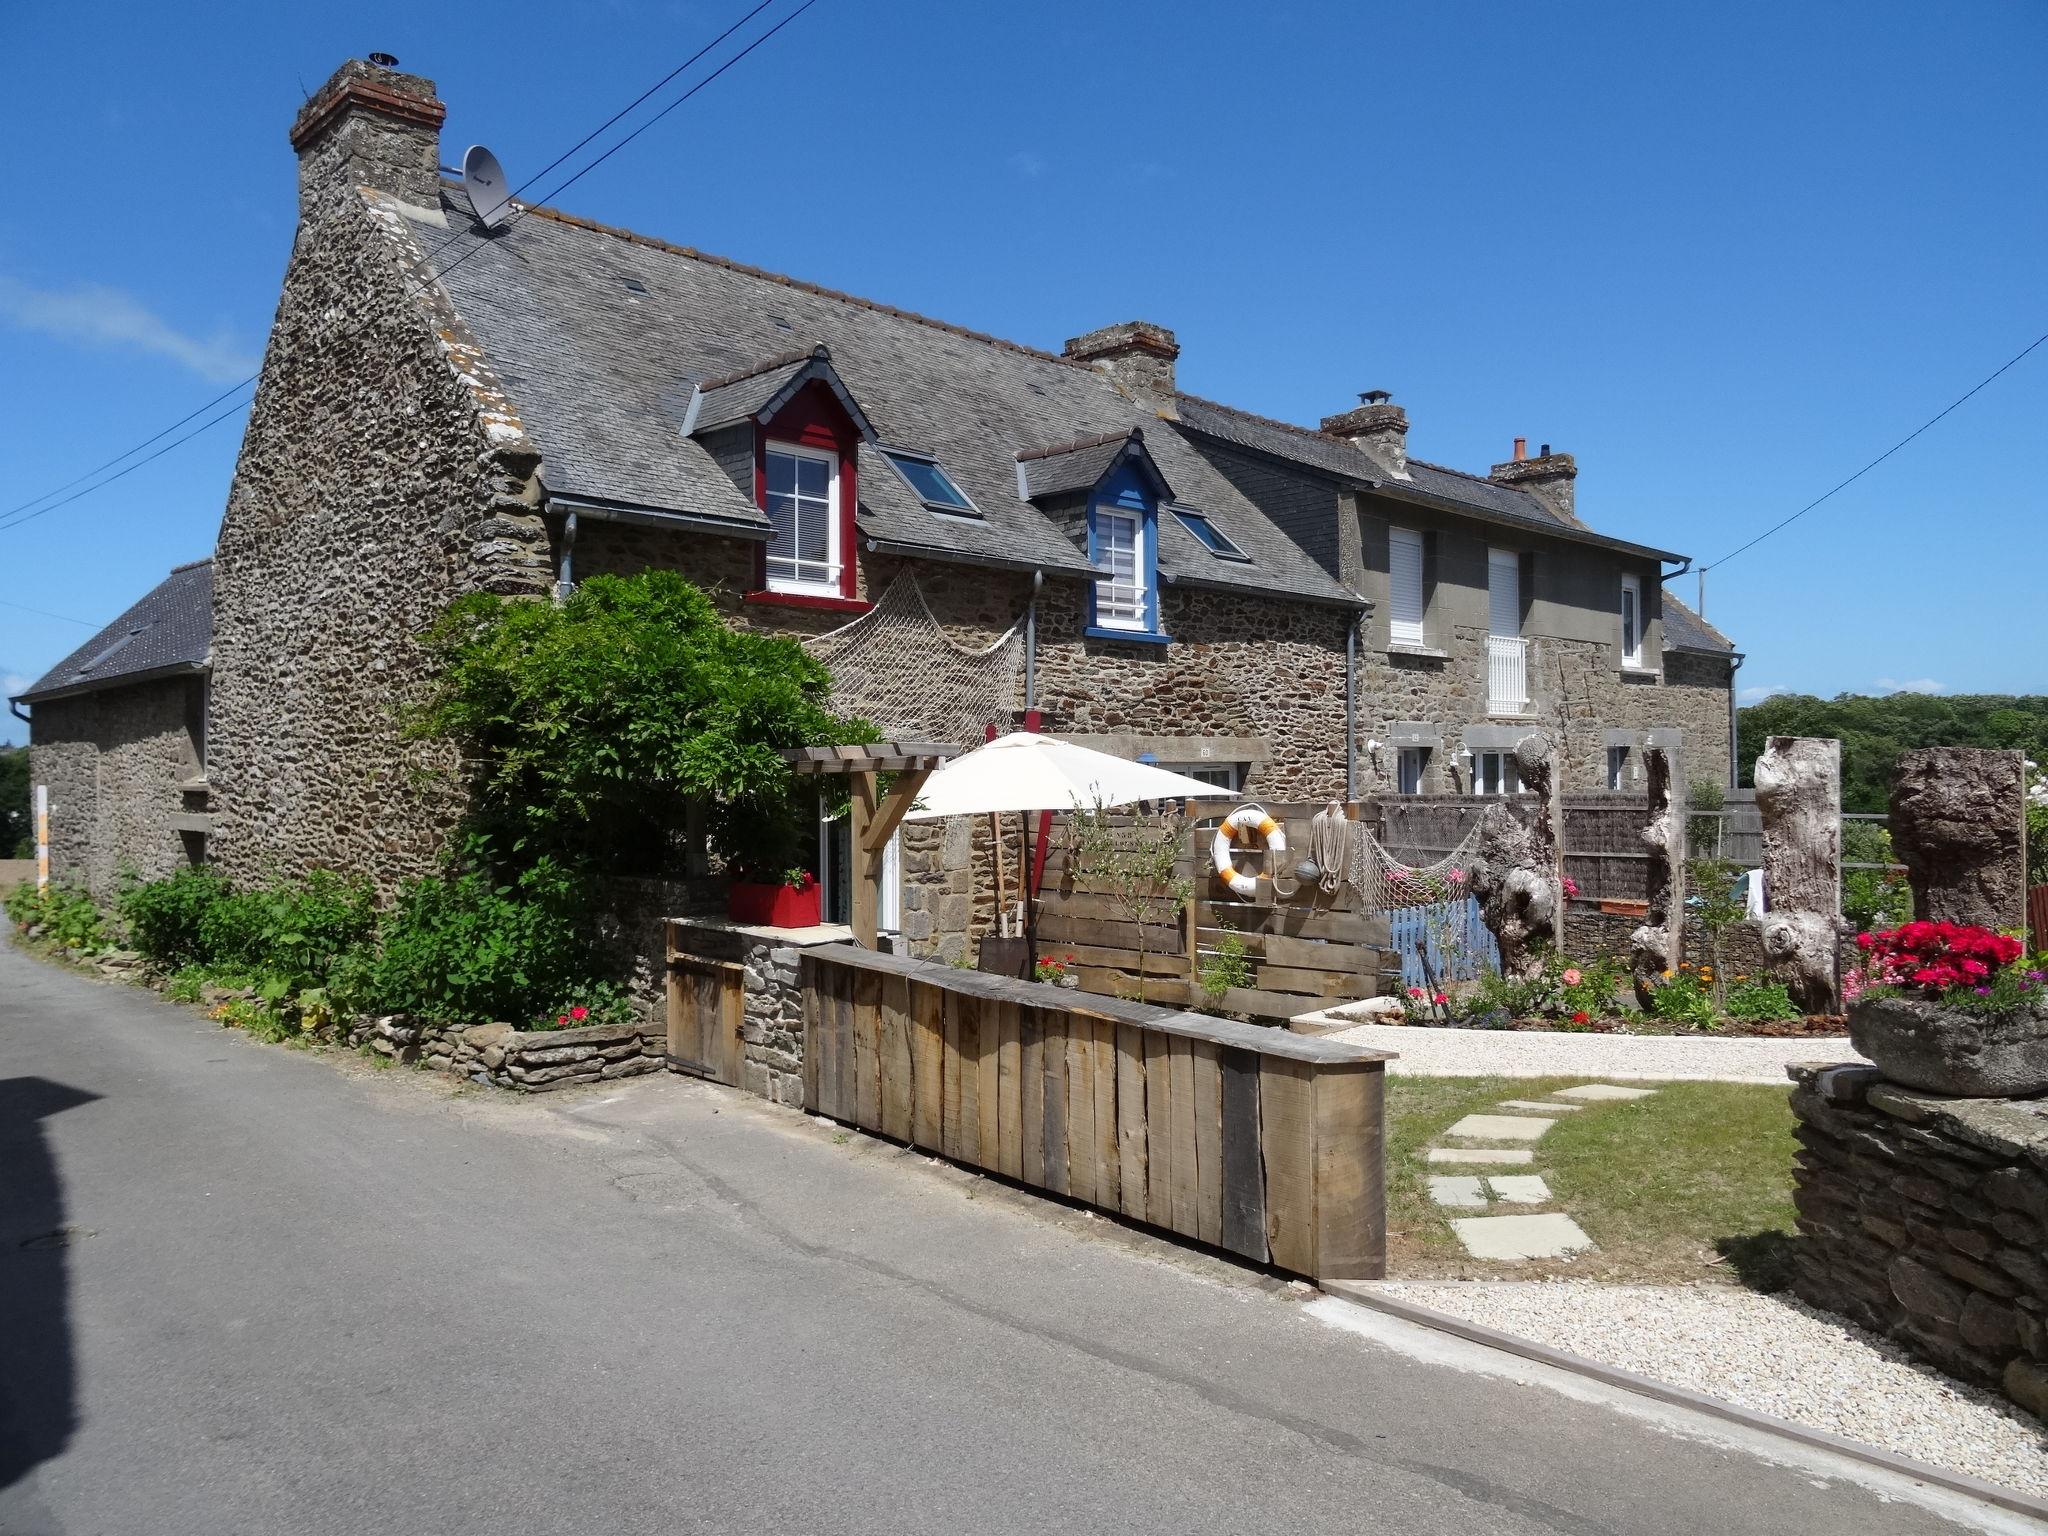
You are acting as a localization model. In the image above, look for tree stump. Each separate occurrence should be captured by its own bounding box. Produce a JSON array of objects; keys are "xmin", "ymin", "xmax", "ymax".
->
[
  {"xmin": 1465, "ymin": 734, "xmax": 1560, "ymax": 982},
  {"xmin": 1630, "ymin": 747, "xmax": 1684, "ymax": 1007},
  {"xmin": 1889, "ymin": 747, "xmax": 2028, "ymax": 933},
  {"xmin": 1754, "ymin": 736, "xmax": 1844, "ymax": 1013}
]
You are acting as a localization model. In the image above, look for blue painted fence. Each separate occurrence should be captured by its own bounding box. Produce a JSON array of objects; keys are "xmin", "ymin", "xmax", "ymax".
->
[{"xmin": 1387, "ymin": 896, "xmax": 1500, "ymax": 991}]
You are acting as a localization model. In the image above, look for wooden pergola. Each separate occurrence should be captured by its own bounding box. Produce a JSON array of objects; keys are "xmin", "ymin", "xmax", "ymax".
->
[{"xmin": 784, "ymin": 741, "xmax": 959, "ymax": 947}]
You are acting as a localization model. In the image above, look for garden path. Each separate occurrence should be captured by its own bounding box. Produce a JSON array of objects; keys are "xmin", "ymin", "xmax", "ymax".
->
[{"xmin": 1318, "ymin": 1018, "xmax": 1865, "ymax": 1084}]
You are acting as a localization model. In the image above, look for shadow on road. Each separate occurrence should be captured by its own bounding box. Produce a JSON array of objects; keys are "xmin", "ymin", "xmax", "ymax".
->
[{"xmin": 0, "ymin": 1076, "xmax": 101, "ymax": 1494}]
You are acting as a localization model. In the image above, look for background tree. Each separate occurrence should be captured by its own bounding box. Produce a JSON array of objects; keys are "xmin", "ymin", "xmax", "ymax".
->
[
  {"xmin": 0, "ymin": 746, "xmax": 28, "ymax": 858},
  {"xmin": 1738, "ymin": 693, "xmax": 2048, "ymax": 812},
  {"xmin": 409, "ymin": 572, "xmax": 870, "ymax": 879}
]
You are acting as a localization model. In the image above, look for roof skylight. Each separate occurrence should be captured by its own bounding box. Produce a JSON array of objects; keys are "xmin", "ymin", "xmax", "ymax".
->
[
  {"xmin": 885, "ymin": 450, "xmax": 979, "ymax": 516},
  {"xmin": 1172, "ymin": 506, "xmax": 1250, "ymax": 561}
]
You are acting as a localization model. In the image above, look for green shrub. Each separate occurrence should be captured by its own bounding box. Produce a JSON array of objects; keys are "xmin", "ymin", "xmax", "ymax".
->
[
  {"xmin": 5, "ymin": 881, "xmax": 108, "ymax": 952},
  {"xmin": 1723, "ymin": 978, "xmax": 1801, "ymax": 1022},
  {"xmin": 1197, "ymin": 933, "xmax": 1253, "ymax": 1010},
  {"xmin": 367, "ymin": 850, "xmax": 596, "ymax": 1027},
  {"xmin": 1648, "ymin": 967, "xmax": 1719, "ymax": 1029},
  {"xmin": 197, "ymin": 870, "xmax": 375, "ymax": 990},
  {"xmin": 534, "ymin": 979, "xmax": 638, "ymax": 1032},
  {"xmin": 119, "ymin": 865, "xmax": 230, "ymax": 968}
]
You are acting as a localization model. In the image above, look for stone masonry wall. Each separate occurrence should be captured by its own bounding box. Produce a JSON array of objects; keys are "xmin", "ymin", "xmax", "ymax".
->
[
  {"xmin": 29, "ymin": 679, "xmax": 202, "ymax": 902},
  {"xmin": 1787, "ymin": 1062, "xmax": 2048, "ymax": 1420},
  {"xmin": 210, "ymin": 186, "xmax": 550, "ymax": 897},
  {"xmin": 666, "ymin": 917, "xmax": 823, "ymax": 1106},
  {"xmin": 349, "ymin": 1013, "xmax": 667, "ymax": 1092}
]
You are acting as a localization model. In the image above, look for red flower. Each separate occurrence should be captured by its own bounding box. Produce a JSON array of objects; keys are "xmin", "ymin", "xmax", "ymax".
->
[
  {"xmin": 570, "ymin": 1005, "xmax": 589, "ymax": 1021},
  {"xmin": 1572, "ymin": 1010, "xmax": 1590, "ymax": 1024},
  {"xmin": 557, "ymin": 1014, "xmax": 569, "ymax": 1025}
]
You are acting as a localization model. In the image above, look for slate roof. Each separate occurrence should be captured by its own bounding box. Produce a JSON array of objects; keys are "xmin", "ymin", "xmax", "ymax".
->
[
  {"xmin": 1016, "ymin": 430, "xmax": 1164, "ymax": 502},
  {"xmin": 15, "ymin": 560, "xmax": 212, "ymax": 704},
  {"xmin": 1662, "ymin": 594, "xmax": 1734, "ymax": 654},
  {"xmin": 394, "ymin": 186, "xmax": 1358, "ymax": 604}
]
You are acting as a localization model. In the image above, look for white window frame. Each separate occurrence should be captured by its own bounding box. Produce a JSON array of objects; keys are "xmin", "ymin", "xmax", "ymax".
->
[
  {"xmin": 1161, "ymin": 761, "xmax": 1239, "ymax": 791},
  {"xmin": 763, "ymin": 439, "xmax": 842, "ymax": 596},
  {"xmin": 1396, "ymin": 746, "xmax": 1429, "ymax": 795},
  {"xmin": 1620, "ymin": 573, "xmax": 1644, "ymax": 668},
  {"xmin": 1093, "ymin": 507, "xmax": 1149, "ymax": 631},
  {"xmin": 1473, "ymin": 750, "xmax": 1522, "ymax": 796},
  {"xmin": 1607, "ymin": 745, "xmax": 1630, "ymax": 791},
  {"xmin": 1388, "ymin": 526, "xmax": 1426, "ymax": 647}
]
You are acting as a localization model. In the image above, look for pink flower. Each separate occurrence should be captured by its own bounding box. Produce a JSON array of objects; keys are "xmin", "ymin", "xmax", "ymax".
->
[
  {"xmin": 1448, "ymin": 868, "xmax": 1465, "ymax": 883},
  {"xmin": 1407, "ymin": 985, "xmax": 1424, "ymax": 999},
  {"xmin": 557, "ymin": 1014, "xmax": 569, "ymax": 1025},
  {"xmin": 570, "ymin": 1005, "xmax": 589, "ymax": 1021},
  {"xmin": 1562, "ymin": 968, "xmax": 1582, "ymax": 986},
  {"xmin": 1431, "ymin": 992, "xmax": 1448, "ymax": 1006}
]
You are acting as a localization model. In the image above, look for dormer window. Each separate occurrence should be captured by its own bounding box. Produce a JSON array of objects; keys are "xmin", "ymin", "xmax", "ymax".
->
[
  {"xmin": 1092, "ymin": 508, "xmax": 1149, "ymax": 629},
  {"xmin": 1172, "ymin": 505, "xmax": 1249, "ymax": 561},
  {"xmin": 884, "ymin": 449, "xmax": 978, "ymax": 516},
  {"xmin": 763, "ymin": 440, "xmax": 841, "ymax": 595}
]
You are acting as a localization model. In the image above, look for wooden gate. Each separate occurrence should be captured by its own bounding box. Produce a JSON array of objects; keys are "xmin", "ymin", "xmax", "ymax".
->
[{"xmin": 667, "ymin": 952, "xmax": 746, "ymax": 1085}]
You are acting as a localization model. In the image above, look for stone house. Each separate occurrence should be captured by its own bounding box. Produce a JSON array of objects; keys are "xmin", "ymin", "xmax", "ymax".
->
[{"xmin": 14, "ymin": 56, "xmax": 1736, "ymax": 954}]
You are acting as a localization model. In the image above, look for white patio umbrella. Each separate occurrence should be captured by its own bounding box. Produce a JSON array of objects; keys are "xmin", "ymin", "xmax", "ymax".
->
[{"xmin": 902, "ymin": 732, "xmax": 1240, "ymax": 820}]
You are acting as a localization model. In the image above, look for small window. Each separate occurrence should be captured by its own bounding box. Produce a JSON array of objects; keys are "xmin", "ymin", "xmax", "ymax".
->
[
  {"xmin": 764, "ymin": 440, "xmax": 841, "ymax": 594},
  {"xmin": 1171, "ymin": 506, "xmax": 1249, "ymax": 561},
  {"xmin": 1162, "ymin": 762, "xmax": 1240, "ymax": 791},
  {"xmin": 1093, "ymin": 509, "xmax": 1148, "ymax": 630},
  {"xmin": 1607, "ymin": 745, "xmax": 1630, "ymax": 791},
  {"xmin": 1620, "ymin": 574, "xmax": 1643, "ymax": 667},
  {"xmin": 884, "ymin": 450, "xmax": 977, "ymax": 515},
  {"xmin": 1388, "ymin": 527, "xmax": 1426, "ymax": 647},
  {"xmin": 1473, "ymin": 751, "xmax": 1522, "ymax": 796},
  {"xmin": 1396, "ymin": 746, "xmax": 1429, "ymax": 795}
]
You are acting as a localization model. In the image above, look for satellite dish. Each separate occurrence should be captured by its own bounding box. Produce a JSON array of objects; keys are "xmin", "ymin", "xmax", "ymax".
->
[{"xmin": 462, "ymin": 144, "xmax": 513, "ymax": 231}]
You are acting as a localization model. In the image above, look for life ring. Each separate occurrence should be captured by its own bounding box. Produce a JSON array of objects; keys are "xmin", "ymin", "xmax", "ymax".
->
[{"xmin": 1212, "ymin": 805, "xmax": 1286, "ymax": 899}]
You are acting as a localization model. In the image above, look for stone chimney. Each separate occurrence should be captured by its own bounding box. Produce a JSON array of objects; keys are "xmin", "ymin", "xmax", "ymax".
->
[
  {"xmin": 289, "ymin": 56, "xmax": 447, "ymax": 221},
  {"xmin": 1063, "ymin": 321, "xmax": 1179, "ymax": 408},
  {"xmin": 1320, "ymin": 390, "xmax": 1410, "ymax": 479},
  {"xmin": 1489, "ymin": 439, "xmax": 1581, "ymax": 527}
]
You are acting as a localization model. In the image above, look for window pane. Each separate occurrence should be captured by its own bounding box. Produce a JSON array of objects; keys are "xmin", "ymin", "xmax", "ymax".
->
[
  {"xmin": 765, "ymin": 452, "xmax": 797, "ymax": 495},
  {"xmin": 766, "ymin": 492, "xmax": 796, "ymax": 556},
  {"xmin": 795, "ymin": 455, "xmax": 829, "ymax": 498},
  {"xmin": 797, "ymin": 499, "xmax": 829, "ymax": 562},
  {"xmin": 889, "ymin": 453, "xmax": 972, "ymax": 509}
]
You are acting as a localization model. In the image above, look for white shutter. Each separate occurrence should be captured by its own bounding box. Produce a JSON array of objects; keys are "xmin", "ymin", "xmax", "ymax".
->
[
  {"xmin": 1488, "ymin": 548, "xmax": 1521, "ymax": 637},
  {"xmin": 1388, "ymin": 527, "xmax": 1425, "ymax": 646}
]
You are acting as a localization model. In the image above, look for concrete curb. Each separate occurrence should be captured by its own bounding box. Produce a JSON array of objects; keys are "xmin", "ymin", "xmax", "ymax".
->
[{"xmin": 1320, "ymin": 1280, "xmax": 2048, "ymax": 1524}]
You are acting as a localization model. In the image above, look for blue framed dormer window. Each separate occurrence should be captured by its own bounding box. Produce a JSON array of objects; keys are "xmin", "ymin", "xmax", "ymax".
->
[{"xmin": 1085, "ymin": 460, "xmax": 1168, "ymax": 643}]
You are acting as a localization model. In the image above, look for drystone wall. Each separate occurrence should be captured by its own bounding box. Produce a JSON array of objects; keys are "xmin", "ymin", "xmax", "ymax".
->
[
  {"xmin": 1787, "ymin": 1062, "xmax": 2048, "ymax": 1421},
  {"xmin": 349, "ymin": 1013, "xmax": 667, "ymax": 1091},
  {"xmin": 210, "ymin": 187, "xmax": 551, "ymax": 897},
  {"xmin": 28, "ymin": 680, "xmax": 200, "ymax": 902}
]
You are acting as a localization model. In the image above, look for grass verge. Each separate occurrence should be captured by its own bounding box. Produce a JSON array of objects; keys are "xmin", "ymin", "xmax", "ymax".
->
[{"xmin": 1385, "ymin": 1075, "xmax": 1798, "ymax": 1286}]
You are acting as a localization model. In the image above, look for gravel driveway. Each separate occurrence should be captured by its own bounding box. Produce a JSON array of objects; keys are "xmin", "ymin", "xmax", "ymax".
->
[{"xmin": 1317, "ymin": 1018, "xmax": 1867, "ymax": 1083}]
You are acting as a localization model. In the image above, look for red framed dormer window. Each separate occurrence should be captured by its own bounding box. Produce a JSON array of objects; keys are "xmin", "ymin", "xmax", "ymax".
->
[{"xmin": 750, "ymin": 380, "xmax": 863, "ymax": 610}]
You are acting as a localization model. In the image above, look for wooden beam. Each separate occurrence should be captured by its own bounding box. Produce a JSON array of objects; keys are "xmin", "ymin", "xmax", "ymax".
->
[
  {"xmin": 861, "ymin": 767, "xmax": 932, "ymax": 855},
  {"xmin": 849, "ymin": 772, "xmax": 880, "ymax": 948}
]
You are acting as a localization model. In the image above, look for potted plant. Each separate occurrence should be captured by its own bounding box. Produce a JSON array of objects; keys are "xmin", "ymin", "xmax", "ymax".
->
[
  {"xmin": 728, "ymin": 867, "xmax": 822, "ymax": 928},
  {"xmin": 1847, "ymin": 921, "xmax": 2048, "ymax": 1097}
]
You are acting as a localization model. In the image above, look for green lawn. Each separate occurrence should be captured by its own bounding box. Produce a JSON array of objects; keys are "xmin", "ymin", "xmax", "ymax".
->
[{"xmin": 1384, "ymin": 1075, "xmax": 1800, "ymax": 1285}]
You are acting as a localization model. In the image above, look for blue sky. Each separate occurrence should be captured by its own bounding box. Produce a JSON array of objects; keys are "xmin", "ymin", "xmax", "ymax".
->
[{"xmin": 3, "ymin": 0, "xmax": 2044, "ymax": 744}]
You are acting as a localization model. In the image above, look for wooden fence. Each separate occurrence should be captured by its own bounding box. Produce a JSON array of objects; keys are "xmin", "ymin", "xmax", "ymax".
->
[
  {"xmin": 1033, "ymin": 801, "xmax": 1396, "ymax": 1019},
  {"xmin": 801, "ymin": 944, "xmax": 1391, "ymax": 1282}
]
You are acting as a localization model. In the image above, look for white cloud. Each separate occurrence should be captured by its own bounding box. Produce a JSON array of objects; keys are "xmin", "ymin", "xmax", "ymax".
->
[
  {"xmin": 1007, "ymin": 150, "xmax": 1046, "ymax": 179},
  {"xmin": 1873, "ymin": 678, "xmax": 1945, "ymax": 695},
  {"xmin": 1739, "ymin": 683, "xmax": 1791, "ymax": 703},
  {"xmin": 0, "ymin": 274, "xmax": 256, "ymax": 383}
]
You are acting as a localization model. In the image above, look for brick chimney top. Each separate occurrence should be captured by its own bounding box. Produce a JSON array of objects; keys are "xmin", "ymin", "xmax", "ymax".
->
[
  {"xmin": 1489, "ymin": 442, "xmax": 1581, "ymax": 527},
  {"xmin": 291, "ymin": 57, "xmax": 446, "ymax": 220},
  {"xmin": 1062, "ymin": 321, "xmax": 1179, "ymax": 406},
  {"xmin": 1320, "ymin": 391, "xmax": 1410, "ymax": 479}
]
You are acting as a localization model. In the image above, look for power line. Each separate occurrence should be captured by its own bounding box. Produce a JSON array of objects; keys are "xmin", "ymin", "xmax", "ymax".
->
[
  {"xmin": 0, "ymin": 0, "xmax": 815, "ymax": 533},
  {"xmin": 1706, "ymin": 325, "xmax": 2048, "ymax": 572},
  {"xmin": 0, "ymin": 596, "xmax": 100, "ymax": 627}
]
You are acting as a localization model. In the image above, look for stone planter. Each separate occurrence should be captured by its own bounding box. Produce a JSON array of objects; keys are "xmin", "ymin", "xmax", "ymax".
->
[{"xmin": 1847, "ymin": 994, "xmax": 2048, "ymax": 1097}]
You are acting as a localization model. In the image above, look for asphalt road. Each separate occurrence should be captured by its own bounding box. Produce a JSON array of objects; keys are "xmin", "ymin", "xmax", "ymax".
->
[{"xmin": 0, "ymin": 939, "xmax": 2014, "ymax": 1535}]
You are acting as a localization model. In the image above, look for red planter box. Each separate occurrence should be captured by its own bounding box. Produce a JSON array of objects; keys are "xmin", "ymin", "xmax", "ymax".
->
[{"xmin": 727, "ymin": 880, "xmax": 821, "ymax": 928}]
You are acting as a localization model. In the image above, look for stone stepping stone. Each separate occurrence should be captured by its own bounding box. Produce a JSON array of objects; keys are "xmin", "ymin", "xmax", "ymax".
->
[
  {"xmin": 1426, "ymin": 1147, "xmax": 1534, "ymax": 1166},
  {"xmin": 1485, "ymin": 1174, "xmax": 1552, "ymax": 1205},
  {"xmin": 1500, "ymin": 1098, "xmax": 1580, "ymax": 1112},
  {"xmin": 1551, "ymin": 1083, "xmax": 1658, "ymax": 1102},
  {"xmin": 1443, "ymin": 1113, "xmax": 1555, "ymax": 1141},
  {"xmin": 1426, "ymin": 1176, "xmax": 1488, "ymax": 1209},
  {"xmin": 1451, "ymin": 1212, "xmax": 1596, "ymax": 1261}
]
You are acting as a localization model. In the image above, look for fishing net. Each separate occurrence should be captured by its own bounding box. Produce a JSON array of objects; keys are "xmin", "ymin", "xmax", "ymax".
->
[
  {"xmin": 802, "ymin": 572, "xmax": 1025, "ymax": 748},
  {"xmin": 1349, "ymin": 817, "xmax": 1488, "ymax": 912}
]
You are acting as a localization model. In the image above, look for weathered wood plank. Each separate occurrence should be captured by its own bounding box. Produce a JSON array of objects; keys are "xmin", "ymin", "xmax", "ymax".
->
[
  {"xmin": 1041, "ymin": 1015, "xmax": 1069, "ymax": 1196},
  {"xmin": 1036, "ymin": 912, "xmax": 1186, "ymax": 954},
  {"xmin": 956, "ymin": 993, "xmax": 983, "ymax": 1167},
  {"xmin": 940, "ymin": 989, "xmax": 965, "ymax": 1161},
  {"xmin": 1168, "ymin": 1035, "xmax": 1199, "ymax": 1239},
  {"xmin": 1260, "ymin": 1056, "xmax": 1318, "ymax": 1277},
  {"xmin": 1251, "ymin": 965, "xmax": 1357, "ymax": 997},
  {"xmin": 975, "ymin": 994, "xmax": 1002, "ymax": 1173},
  {"xmin": 909, "ymin": 974, "xmax": 945, "ymax": 1152},
  {"xmin": 798, "ymin": 962, "xmax": 818, "ymax": 1111},
  {"xmin": 879, "ymin": 972, "xmax": 914, "ymax": 1144},
  {"xmin": 852, "ymin": 968, "xmax": 883, "ymax": 1133},
  {"xmin": 1192, "ymin": 1042, "xmax": 1223, "ymax": 1248},
  {"xmin": 1252, "ymin": 933, "xmax": 1386, "ymax": 972},
  {"xmin": 996, "ymin": 1002, "xmax": 1023, "ymax": 1182},
  {"xmin": 1037, "ymin": 943, "xmax": 1188, "ymax": 977},
  {"xmin": 1199, "ymin": 904, "xmax": 1388, "ymax": 945},
  {"xmin": 1071, "ymin": 968, "xmax": 1194, "ymax": 1008},
  {"xmin": 1144, "ymin": 1029, "xmax": 1173, "ymax": 1224},
  {"xmin": 1091, "ymin": 1018, "xmax": 1120, "ymax": 1213},
  {"xmin": 1020, "ymin": 1008, "xmax": 1045, "ymax": 1187},
  {"xmin": 1115, "ymin": 1022, "xmax": 1149, "ymax": 1224},
  {"xmin": 1312, "ymin": 1063, "xmax": 1386, "ymax": 1281},
  {"xmin": 833, "ymin": 969, "xmax": 857, "ymax": 1122},
  {"xmin": 1218, "ymin": 1045, "xmax": 1268, "ymax": 1263},
  {"xmin": 1065, "ymin": 1024, "xmax": 1097, "ymax": 1206}
]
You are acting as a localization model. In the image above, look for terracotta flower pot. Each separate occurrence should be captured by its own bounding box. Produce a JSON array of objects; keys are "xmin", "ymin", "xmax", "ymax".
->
[{"xmin": 1846, "ymin": 995, "xmax": 2048, "ymax": 1098}]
